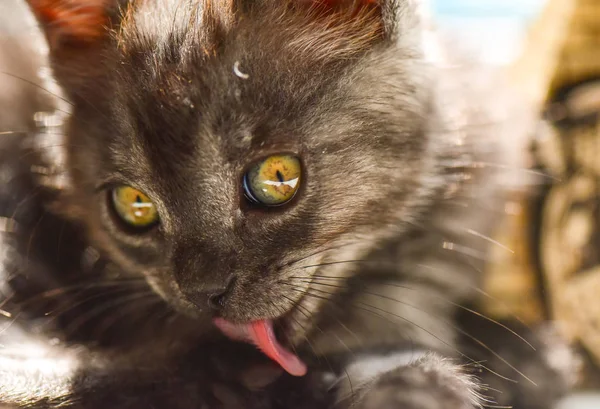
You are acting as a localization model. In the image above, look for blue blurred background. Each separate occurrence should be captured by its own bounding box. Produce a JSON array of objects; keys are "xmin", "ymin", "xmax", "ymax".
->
[
  {"xmin": 432, "ymin": 0, "xmax": 547, "ymax": 65},
  {"xmin": 432, "ymin": 0, "xmax": 545, "ymax": 18}
]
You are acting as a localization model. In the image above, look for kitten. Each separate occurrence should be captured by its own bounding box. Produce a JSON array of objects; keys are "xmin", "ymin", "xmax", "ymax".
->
[{"xmin": 0, "ymin": 0, "xmax": 578, "ymax": 408}]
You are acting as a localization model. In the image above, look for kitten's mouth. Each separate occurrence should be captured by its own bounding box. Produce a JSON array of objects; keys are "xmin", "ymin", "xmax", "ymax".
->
[{"xmin": 213, "ymin": 318, "xmax": 307, "ymax": 377}]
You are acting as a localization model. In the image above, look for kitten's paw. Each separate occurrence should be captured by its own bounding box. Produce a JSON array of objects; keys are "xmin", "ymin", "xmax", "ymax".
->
[{"xmin": 340, "ymin": 353, "xmax": 482, "ymax": 409}]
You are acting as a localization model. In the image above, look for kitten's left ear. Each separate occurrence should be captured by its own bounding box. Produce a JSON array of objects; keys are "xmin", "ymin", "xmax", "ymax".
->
[
  {"xmin": 295, "ymin": 0, "xmax": 427, "ymax": 45},
  {"xmin": 25, "ymin": 0, "xmax": 115, "ymax": 52}
]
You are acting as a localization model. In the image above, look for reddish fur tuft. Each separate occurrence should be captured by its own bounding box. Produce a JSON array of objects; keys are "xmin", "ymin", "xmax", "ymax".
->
[
  {"xmin": 298, "ymin": 0, "xmax": 382, "ymax": 31},
  {"xmin": 27, "ymin": 0, "xmax": 109, "ymax": 47},
  {"xmin": 305, "ymin": 0, "xmax": 379, "ymax": 10}
]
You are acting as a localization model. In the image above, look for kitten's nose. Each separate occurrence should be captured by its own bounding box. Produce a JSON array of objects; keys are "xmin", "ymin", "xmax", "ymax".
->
[{"xmin": 185, "ymin": 275, "xmax": 236, "ymax": 312}]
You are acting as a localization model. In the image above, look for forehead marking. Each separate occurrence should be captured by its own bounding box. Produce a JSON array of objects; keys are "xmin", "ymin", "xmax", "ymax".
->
[
  {"xmin": 233, "ymin": 61, "xmax": 250, "ymax": 80},
  {"xmin": 121, "ymin": 0, "xmax": 202, "ymax": 53}
]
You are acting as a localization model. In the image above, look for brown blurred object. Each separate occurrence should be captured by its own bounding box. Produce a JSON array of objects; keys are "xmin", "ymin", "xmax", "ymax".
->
[{"xmin": 481, "ymin": 0, "xmax": 600, "ymax": 380}]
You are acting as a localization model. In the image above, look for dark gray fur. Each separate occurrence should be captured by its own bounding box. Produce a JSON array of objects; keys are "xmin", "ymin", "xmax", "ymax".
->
[{"xmin": 0, "ymin": 0, "xmax": 578, "ymax": 408}]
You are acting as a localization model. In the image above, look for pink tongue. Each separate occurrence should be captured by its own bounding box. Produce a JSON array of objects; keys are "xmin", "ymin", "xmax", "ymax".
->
[{"xmin": 213, "ymin": 318, "xmax": 307, "ymax": 376}]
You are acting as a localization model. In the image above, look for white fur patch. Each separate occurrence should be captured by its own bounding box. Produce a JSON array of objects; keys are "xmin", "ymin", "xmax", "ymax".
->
[
  {"xmin": 343, "ymin": 349, "xmax": 427, "ymax": 388},
  {"xmin": 129, "ymin": 0, "xmax": 203, "ymax": 52},
  {"xmin": 0, "ymin": 336, "xmax": 79, "ymax": 404}
]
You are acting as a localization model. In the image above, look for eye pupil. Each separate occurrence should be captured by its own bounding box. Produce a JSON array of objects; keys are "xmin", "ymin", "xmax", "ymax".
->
[{"xmin": 243, "ymin": 155, "xmax": 302, "ymax": 207}]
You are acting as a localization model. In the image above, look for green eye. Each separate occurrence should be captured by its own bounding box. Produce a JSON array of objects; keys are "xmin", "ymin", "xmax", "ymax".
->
[
  {"xmin": 243, "ymin": 155, "xmax": 302, "ymax": 206},
  {"xmin": 110, "ymin": 186, "xmax": 159, "ymax": 229}
]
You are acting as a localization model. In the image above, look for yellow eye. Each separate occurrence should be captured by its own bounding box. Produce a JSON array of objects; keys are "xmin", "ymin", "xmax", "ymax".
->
[
  {"xmin": 110, "ymin": 186, "xmax": 159, "ymax": 229},
  {"xmin": 243, "ymin": 155, "xmax": 302, "ymax": 206}
]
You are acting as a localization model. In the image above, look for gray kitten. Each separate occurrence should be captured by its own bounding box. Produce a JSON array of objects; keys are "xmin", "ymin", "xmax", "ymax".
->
[{"xmin": 0, "ymin": 0, "xmax": 578, "ymax": 408}]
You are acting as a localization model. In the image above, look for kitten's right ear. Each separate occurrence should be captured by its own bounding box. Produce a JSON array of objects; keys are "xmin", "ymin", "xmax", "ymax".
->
[{"xmin": 25, "ymin": 0, "xmax": 114, "ymax": 52}]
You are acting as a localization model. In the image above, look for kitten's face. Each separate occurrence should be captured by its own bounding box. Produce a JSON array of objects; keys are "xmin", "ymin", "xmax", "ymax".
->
[{"xmin": 30, "ymin": 0, "xmax": 431, "ymax": 341}]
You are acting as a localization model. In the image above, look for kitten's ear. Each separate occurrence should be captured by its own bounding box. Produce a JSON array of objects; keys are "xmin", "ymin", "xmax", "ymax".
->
[
  {"xmin": 293, "ymin": 0, "xmax": 420, "ymax": 44},
  {"xmin": 298, "ymin": 0, "xmax": 382, "ymax": 23},
  {"xmin": 301, "ymin": 0, "xmax": 378, "ymax": 10},
  {"xmin": 25, "ymin": 0, "xmax": 115, "ymax": 52}
]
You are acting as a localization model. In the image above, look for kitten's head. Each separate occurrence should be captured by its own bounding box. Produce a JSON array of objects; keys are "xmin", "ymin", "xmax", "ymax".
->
[{"xmin": 27, "ymin": 0, "xmax": 446, "ymax": 368}]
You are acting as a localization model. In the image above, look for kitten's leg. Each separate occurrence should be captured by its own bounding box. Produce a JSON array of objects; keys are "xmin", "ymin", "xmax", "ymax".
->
[
  {"xmin": 335, "ymin": 352, "xmax": 481, "ymax": 409},
  {"xmin": 309, "ymin": 277, "xmax": 484, "ymax": 409}
]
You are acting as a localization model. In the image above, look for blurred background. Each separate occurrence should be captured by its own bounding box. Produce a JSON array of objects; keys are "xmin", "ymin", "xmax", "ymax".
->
[
  {"xmin": 433, "ymin": 0, "xmax": 546, "ymax": 66},
  {"xmin": 432, "ymin": 1, "xmax": 600, "ymax": 408}
]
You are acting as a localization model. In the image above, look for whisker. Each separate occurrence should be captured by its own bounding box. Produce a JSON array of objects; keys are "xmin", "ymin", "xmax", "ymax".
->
[
  {"xmin": 472, "ymin": 161, "xmax": 560, "ymax": 182},
  {"xmin": 455, "ymin": 326, "xmax": 537, "ymax": 386},
  {"xmin": 9, "ymin": 186, "xmax": 42, "ymax": 220},
  {"xmin": 0, "ymin": 71, "xmax": 74, "ymax": 107},
  {"xmin": 295, "ymin": 276, "xmax": 535, "ymax": 351},
  {"xmin": 415, "ymin": 262, "xmax": 532, "ymax": 331},
  {"xmin": 0, "ymin": 71, "xmax": 113, "ymax": 125},
  {"xmin": 64, "ymin": 291, "xmax": 157, "ymax": 336},
  {"xmin": 300, "ymin": 249, "xmax": 494, "ymax": 272},
  {"xmin": 298, "ymin": 260, "xmax": 534, "ymax": 336},
  {"xmin": 271, "ymin": 300, "xmax": 303, "ymax": 359},
  {"xmin": 282, "ymin": 239, "xmax": 363, "ymax": 269},
  {"xmin": 43, "ymin": 285, "xmax": 139, "ymax": 321},
  {"xmin": 300, "ymin": 277, "xmax": 536, "ymax": 383},
  {"xmin": 19, "ymin": 143, "xmax": 86, "ymax": 161},
  {"xmin": 353, "ymin": 298, "xmax": 521, "ymax": 385},
  {"xmin": 285, "ymin": 285, "xmax": 453, "ymax": 356},
  {"xmin": 301, "ymin": 259, "xmax": 367, "ymax": 269},
  {"xmin": 281, "ymin": 280, "xmax": 366, "ymax": 355},
  {"xmin": 343, "ymin": 368, "xmax": 355, "ymax": 407},
  {"xmin": 0, "ymin": 312, "xmax": 22, "ymax": 336},
  {"xmin": 89, "ymin": 295, "xmax": 163, "ymax": 340},
  {"xmin": 324, "ymin": 286, "xmax": 530, "ymax": 385},
  {"xmin": 297, "ymin": 294, "xmax": 355, "ymax": 357},
  {"xmin": 151, "ymin": 301, "xmax": 177, "ymax": 324},
  {"xmin": 284, "ymin": 282, "xmax": 519, "ymax": 384},
  {"xmin": 441, "ymin": 241, "xmax": 489, "ymax": 261},
  {"xmin": 387, "ymin": 219, "xmax": 536, "ymax": 332},
  {"xmin": 333, "ymin": 317, "xmax": 363, "ymax": 349},
  {"xmin": 466, "ymin": 228, "xmax": 514, "ymax": 254},
  {"xmin": 278, "ymin": 294, "xmax": 327, "ymax": 367},
  {"xmin": 3, "ymin": 278, "xmax": 148, "ymax": 310},
  {"xmin": 274, "ymin": 299, "xmax": 324, "ymax": 371}
]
